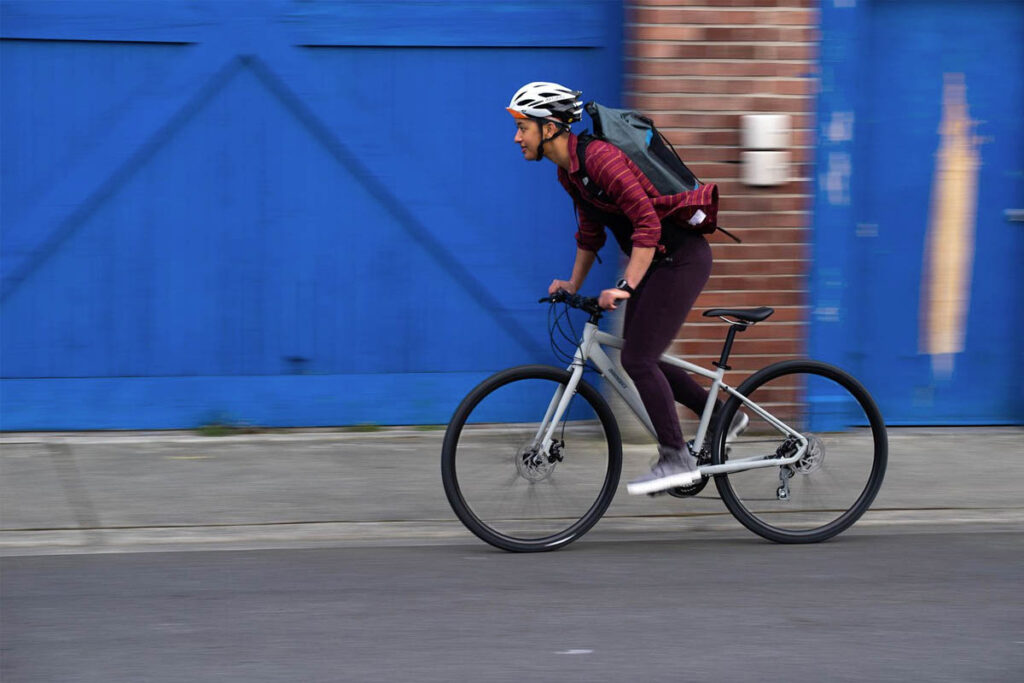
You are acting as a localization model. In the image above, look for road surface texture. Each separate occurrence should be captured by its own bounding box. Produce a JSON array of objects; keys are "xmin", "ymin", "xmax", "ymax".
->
[
  {"xmin": 1, "ymin": 427, "xmax": 1022, "ymax": 680},
  {"xmin": 2, "ymin": 529, "xmax": 1022, "ymax": 682}
]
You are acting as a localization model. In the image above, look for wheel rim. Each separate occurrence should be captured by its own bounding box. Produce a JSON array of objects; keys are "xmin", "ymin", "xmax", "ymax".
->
[{"xmin": 447, "ymin": 375, "xmax": 617, "ymax": 545}]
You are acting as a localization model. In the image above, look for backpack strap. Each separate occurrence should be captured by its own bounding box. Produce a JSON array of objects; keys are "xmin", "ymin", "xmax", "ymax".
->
[
  {"xmin": 574, "ymin": 132, "xmax": 607, "ymax": 202},
  {"xmin": 716, "ymin": 226, "xmax": 741, "ymax": 243},
  {"xmin": 576, "ymin": 132, "xmax": 592, "ymax": 166}
]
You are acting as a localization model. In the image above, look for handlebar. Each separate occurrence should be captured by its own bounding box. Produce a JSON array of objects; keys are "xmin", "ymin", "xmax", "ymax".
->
[{"xmin": 538, "ymin": 289, "xmax": 605, "ymax": 317}]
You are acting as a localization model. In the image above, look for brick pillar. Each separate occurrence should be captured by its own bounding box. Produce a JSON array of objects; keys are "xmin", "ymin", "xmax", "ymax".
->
[{"xmin": 625, "ymin": 0, "xmax": 818, "ymax": 427}]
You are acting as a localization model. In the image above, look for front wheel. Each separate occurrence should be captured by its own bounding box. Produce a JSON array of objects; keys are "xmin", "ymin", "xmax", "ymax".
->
[
  {"xmin": 712, "ymin": 360, "xmax": 888, "ymax": 543},
  {"xmin": 442, "ymin": 365, "xmax": 622, "ymax": 552}
]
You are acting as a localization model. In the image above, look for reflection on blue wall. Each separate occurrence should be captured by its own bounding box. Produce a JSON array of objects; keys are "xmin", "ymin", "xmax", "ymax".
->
[{"xmin": 813, "ymin": 0, "xmax": 1023, "ymax": 425}]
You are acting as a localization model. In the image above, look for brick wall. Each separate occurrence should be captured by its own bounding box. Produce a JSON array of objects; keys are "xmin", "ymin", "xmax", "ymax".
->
[{"xmin": 625, "ymin": 0, "xmax": 818, "ymax": 418}]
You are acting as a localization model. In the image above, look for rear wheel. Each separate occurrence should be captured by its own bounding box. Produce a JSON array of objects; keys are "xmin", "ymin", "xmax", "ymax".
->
[
  {"xmin": 441, "ymin": 365, "xmax": 622, "ymax": 552},
  {"xmin": 712, "ymin": 360, "xmax": 887, "ymax": 543}
]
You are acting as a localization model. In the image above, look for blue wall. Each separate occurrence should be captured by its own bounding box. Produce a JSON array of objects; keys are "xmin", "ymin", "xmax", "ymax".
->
[{"xmin": 0, "ymin": 1, "xmax": 623, "ymax": 429}]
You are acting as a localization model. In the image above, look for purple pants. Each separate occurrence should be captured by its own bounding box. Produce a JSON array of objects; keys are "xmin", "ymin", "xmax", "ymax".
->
[{"xmin": 621, "ymin": 231, "xmax": 714, "ymax": 450}]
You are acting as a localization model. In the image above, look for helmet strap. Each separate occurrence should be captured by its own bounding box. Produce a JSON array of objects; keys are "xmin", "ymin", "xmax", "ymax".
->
[{"xmin": 534, "ymin": 119, "xmax": 568, "ymax": 162}]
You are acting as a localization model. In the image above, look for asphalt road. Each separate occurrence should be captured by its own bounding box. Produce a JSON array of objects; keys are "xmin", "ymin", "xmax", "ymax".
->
[{"xmin": 3, "ymin": 527, "xmax": 1022, "ymax": 682}]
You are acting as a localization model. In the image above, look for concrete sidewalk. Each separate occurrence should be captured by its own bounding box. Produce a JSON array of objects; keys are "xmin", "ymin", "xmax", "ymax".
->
[{"xmin": 1, "ymin": 427, "xmax": 1022, "ymax": 554}]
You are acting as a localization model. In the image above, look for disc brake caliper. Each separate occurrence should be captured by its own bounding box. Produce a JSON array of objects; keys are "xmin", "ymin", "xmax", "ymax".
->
[{"xmin": 548, "ymin": 440, "xmax": 564, "ymax": 464}]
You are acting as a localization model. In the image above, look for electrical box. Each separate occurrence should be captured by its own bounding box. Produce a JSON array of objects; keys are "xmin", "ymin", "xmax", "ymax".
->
[
  {"xmin": 740, "ymin": 114, "xmax": 790, "ymax": 186},
  {"xmin": 741, "ymin": 151, "xmax": 790, "ymax": 186}
]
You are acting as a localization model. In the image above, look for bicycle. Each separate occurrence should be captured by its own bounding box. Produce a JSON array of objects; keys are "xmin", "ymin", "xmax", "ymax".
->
[{"xmin": 441, "ymin": 291, "xmax": 888, "ymax": 552}]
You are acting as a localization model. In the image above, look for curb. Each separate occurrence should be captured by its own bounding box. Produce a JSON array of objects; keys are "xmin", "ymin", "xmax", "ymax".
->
[{"xmin": 3, "ymin": 508, "xmax": 1022, "ymax": 557}]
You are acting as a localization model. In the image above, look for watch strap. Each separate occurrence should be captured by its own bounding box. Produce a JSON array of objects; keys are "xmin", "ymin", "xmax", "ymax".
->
[{"xmin": 615, "ymin": 278, "xmax": 635, "ymax": 295}]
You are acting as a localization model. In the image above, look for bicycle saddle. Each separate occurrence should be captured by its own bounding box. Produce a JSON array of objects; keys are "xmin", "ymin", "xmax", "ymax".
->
[{"xmin": 702, "ymin": 307, "xmax": 774, "ymax": 323}]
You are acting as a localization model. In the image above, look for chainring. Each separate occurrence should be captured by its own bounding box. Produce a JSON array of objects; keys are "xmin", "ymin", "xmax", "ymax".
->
[
  {"xmin": 665, "ymin": 476, "xmax": 709, "ymax": 498},
  {"xmin": 666, "ymin": 445, "xmax": 713, "ymax": 498}
]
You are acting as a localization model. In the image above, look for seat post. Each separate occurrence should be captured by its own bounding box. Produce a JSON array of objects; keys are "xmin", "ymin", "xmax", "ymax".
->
[{"xmin": 714, "ymin": 323, "xmax": 747, "ymax": 371}]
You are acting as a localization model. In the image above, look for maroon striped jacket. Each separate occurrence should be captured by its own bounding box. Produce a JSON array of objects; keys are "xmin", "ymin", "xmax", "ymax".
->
[{"xmin": 556, "ymin": 132, "xmax": 719, "ymax": 255}]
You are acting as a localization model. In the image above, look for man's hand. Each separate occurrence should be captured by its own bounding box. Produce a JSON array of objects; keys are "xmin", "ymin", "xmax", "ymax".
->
[
  {"xmin": 548, "ymin": 279, "xmax": 577, "ymax": 295},
  {"xmin": 599, "ymin": 288, "xmax": 630, "ymax": 310}
]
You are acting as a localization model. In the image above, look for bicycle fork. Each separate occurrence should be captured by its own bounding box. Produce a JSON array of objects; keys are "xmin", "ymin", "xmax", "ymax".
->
[
  {"xmin": 532, "ymin": 327, "xmax": 600, "ymax": 457},
  {"xmin": 532, "ymin": 362, "xmax": 585, "ymax": 457}
]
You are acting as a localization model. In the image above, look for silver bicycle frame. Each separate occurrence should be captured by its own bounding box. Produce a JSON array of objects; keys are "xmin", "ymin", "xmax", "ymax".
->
[{"xmin": 537, "ymin": 321, "xmax": 808, "ymax": 476}]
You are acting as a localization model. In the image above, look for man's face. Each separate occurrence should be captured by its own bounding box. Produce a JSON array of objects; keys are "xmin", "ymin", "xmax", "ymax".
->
[{"xmin": 514, "ymin": 119, "xmax": 544, "ymax": 161}]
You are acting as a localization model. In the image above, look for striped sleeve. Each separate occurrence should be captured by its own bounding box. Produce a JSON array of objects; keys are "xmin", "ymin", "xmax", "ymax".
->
[{"xmin": 584, "ymin": 143, "xmax": 661, "ymax": 248}]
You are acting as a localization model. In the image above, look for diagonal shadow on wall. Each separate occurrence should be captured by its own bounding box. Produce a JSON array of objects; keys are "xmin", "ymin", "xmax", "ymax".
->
[{"xmin": 1, "ymin": 42, "xmax": 543, "ymax": 358}]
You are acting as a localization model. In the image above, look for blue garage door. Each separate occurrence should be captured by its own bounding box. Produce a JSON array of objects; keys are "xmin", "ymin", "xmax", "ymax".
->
[
  {"xmin": 0, "ymin": 1, "xmax": 623, "ymax": 429},
  {"xmin": 813, "ymin": 0, "xmax": 1024, "ymax": 425}
]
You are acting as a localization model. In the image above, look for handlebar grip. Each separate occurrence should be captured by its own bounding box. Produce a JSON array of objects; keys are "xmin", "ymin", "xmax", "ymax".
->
[
  {"xmin": 539, "ymin": 289, "xmax": 574, "ymax": 304},
  {"xmin": 539, "ymin": 290, "xmax": 604, "ymax": 315}
]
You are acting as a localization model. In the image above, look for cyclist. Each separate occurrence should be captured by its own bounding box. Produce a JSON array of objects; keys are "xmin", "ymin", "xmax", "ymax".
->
[{"xmin": 507, "ymin": 81, "xmax": 747, "ymax": 495}]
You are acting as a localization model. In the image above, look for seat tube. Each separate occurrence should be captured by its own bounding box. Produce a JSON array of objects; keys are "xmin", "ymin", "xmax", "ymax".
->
[{"xmin": 693, "ymin": 365, "xmax": 726, "ymax": 446}]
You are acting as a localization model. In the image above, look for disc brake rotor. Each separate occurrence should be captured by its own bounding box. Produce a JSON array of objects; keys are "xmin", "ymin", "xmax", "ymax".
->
[{"xmin": 514, "ymin": 442, "xmax": 559, "ymax": 482}]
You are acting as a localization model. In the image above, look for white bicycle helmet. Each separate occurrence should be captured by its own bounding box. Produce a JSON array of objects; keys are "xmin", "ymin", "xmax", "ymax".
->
[{"xmin": 507, "ymin": 82, "xmax": 583, "ymax": 124}]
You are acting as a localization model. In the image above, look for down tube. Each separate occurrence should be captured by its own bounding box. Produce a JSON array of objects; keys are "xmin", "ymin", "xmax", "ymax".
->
[{"xmin": 587, "ymin": 342, "xmax": 657, "ymax": 438}]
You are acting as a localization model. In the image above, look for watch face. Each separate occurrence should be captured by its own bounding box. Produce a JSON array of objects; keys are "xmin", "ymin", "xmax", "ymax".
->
[{"xmin": 616, "ymin": 279, "xmax": 627, "ymax": 289}]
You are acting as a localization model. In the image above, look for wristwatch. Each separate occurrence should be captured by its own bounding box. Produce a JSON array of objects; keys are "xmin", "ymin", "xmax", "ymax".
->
[{"xmin": 615, "ymin": 278, "xmax": 635, "ymax": 295}]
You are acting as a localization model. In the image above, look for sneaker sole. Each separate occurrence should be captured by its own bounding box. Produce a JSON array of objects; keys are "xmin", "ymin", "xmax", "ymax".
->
[{"xmin": 626, "ymin": 469, "xmax": 702, "ymax": 496}]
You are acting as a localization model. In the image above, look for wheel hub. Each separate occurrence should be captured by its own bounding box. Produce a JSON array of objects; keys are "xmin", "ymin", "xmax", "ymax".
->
[
  {"xmin": 515, "ymin": 442, "xmax": 560, "ymax": 482},
  {"xmin": 793, "ymin": 434, "xmax": 825, "ymax": 474}
]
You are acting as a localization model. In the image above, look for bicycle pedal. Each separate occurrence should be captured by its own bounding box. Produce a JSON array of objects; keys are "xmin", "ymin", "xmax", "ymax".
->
[{"xmin": 646, "ymin": 490, "xmax": 668, "ymax": 498}]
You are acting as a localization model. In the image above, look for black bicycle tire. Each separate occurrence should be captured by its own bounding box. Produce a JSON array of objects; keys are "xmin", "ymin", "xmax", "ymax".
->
[
  {"xmin": 711, "ymin": 359, "xmax": 888, "ymax": 544},
  {"xmin": 441, "ymin": 365, "xmax": 622, "ymax": 552}
]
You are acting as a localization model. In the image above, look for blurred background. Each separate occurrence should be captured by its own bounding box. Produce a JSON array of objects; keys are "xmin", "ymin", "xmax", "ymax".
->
[{"xmin": 1, "ymin": 0, "xmax": 1021, "ymax": 431}]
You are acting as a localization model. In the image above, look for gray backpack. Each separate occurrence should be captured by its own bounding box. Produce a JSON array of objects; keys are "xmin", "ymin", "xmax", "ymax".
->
[
  {"xmin": 576, "ymin": 102, "xmax": 741, "ymax": 242},
  {"xmin": 578, "ymin": 101, "xmax": 701, "ymax": 195}
]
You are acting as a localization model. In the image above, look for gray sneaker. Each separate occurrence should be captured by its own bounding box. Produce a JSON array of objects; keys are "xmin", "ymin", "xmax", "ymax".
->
[
  {"xmin": 626, "ymin": 445, "xmax": 701, "ymax": 495},
  {"xmin": 688, "ymin": 411, "xmax": 749, "ymax": 456},
  {"xmin": 726, "ymin": 411, "xmax": 749, "ymax": 443}
]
